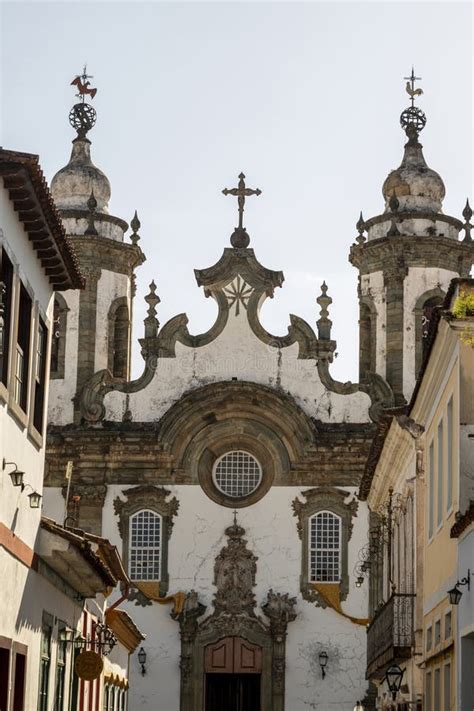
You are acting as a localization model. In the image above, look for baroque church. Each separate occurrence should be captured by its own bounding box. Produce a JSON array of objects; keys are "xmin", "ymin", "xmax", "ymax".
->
[{"xmin": 43, "ymin": 71, "xmax": 473, "ymax": 711}]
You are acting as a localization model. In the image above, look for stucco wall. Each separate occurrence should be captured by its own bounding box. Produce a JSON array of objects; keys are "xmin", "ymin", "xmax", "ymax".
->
[
  {"xmin": 105, "ymin": 303, "xmax": 371, "ymax": 425},
  {"xmin": 105, "ymin": 485, "xmax": 368, "ymax": 709},
  {"xmin": 403, "ymin": 266, "xmax": 457, "ymax": 398}
]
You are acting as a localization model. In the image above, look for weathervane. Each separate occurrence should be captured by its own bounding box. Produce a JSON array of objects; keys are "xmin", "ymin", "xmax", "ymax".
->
[
  {"xmin": 400, "ymin": 66, "xmax": 426, "ymax": 138},
  {"xmin": 222, "ymin": 172, "xmax": 262, "ymax": 248},
  {"xmin": 69, "ymin": 64, "xmax": 98, "ymax": 139}
]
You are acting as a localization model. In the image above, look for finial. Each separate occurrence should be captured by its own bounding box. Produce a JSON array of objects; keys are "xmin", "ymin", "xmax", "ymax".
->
[
  {"xmin": 316, "ymin": 281, "xmax": 332, "ymax": 340},
  {"xmin": 400, "ymin": 67, "xmax": 426, "ymax": 139},
  {"xmin": 462, "ymin": 198, "xmax": 473, "ymax": 243},
  {"xmin": 85, "ymin": 190, "xmax": 98, "ymax": 236},
  {"xmin": 144, "ymin": 280, "xmax": 160, "ymax": 339},
  {"xmin": 130, "ymin": 210, "xmax": 141, "ymax": 245},
  {"xmin": 222, "ymin": 172, "xmax": 262, "ymax": 248},
  {"xmin": 387, "ymin": 192, "xmax": 401, "ymax": 237},
  {"xmin": 69, "ymin": 65, "xmax": 97, "ymax": 139},
  {"xmin": 356, "ymin": 211, "xmax": 366, "ymax": 244}
]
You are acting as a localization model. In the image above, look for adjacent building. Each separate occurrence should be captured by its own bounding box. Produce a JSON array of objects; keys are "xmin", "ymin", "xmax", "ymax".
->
[{"xmin": 0, "ymin": 148, "xmax": 143, "ymax": 711}]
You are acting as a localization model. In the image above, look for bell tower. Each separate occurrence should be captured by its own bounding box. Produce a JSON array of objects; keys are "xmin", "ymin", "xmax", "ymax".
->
[
  {"xmin": 48, "ymin": 68, "xmax": 145, "ymax": 424},
  {"xmin": 350, "ymin": 70, "xmax": 473, "ymax": 404}
]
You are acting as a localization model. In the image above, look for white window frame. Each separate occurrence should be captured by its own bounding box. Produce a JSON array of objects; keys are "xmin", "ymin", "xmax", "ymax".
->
[
  {"xmin": 428, "ymin": 440, "xmax": 434, "ymax": 540},
  {"xmin": 446, "ymin": 396, "xmax": 453, "ymax": 514},
  {"xmin": 308, "ymin": 510, "xmax": 342, "ymax": 584},
  {"xmin": 212, "ymin": 450, "xmax": 262, "ymax": 499},
  {"xmin": 437, "ymin": 420, "xmax": 444, "ymax": 529},
  {"xmin": 128, "ymin": 509, "xmax": 162, "ymax": 582}
]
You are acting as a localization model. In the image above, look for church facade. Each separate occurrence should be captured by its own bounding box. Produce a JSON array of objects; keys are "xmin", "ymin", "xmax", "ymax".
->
[{"xmin": 43, "ymin": 73, "xmax": 473, "ymax": 711}]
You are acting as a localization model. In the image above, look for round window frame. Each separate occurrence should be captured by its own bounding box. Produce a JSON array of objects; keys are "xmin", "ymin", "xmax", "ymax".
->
[
  {"xmin": 212, "ymin": 450, "xmax": 263, "ymax": 500},
  {"xmin": 195, "ymin": 430, "xmax": 277, "ymax": 509}
]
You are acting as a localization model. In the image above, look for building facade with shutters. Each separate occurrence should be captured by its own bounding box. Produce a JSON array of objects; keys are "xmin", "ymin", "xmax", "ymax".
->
[{"xmin": 41, "ymin": 76, "xmax": 473, "ymax": 711}]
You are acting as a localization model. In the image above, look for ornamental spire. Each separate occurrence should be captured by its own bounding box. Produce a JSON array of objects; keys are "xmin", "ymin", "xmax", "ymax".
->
[
  {"xmin": 143, "ymin": 281, "xmax": 160, "ymax": 339},
  {"xmin": 316, "ymin": 281, "xmax": 332, "ymax": 340},
  {"xmin": 69, "ymin": 65, "xmax": 98, "ymax": 139}
]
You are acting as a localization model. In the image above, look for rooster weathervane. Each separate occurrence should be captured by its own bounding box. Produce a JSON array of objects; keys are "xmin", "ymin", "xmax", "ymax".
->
[
  {"xmin": 400, "ymin": 66, "xmax": 426, "ymax": 137},
  {"xmin": 69, "ymin": 64, "xmax": 98, "ymax": 139}
]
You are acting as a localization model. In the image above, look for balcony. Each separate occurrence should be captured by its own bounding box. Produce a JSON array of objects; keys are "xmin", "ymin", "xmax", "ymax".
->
[{"xmin": 366, "ymin": 592, "xmax": 415, "ymax": 679}]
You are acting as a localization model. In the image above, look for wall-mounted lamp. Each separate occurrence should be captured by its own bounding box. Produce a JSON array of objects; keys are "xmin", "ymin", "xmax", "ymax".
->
[
  {"xmin": 353, "ymin": 702, "xmax": 365, "ymax": 711},
  {"xmin": 27, "ymin": 489, "xmax": 42, "ymax": 509},
  {"xmin": 138, "ymin": 647, "xmax": 147, "ymax": 676},
  {"xmin": 385, "ymin": 664, "xmax": 404, "ymax": 701},
  {"xmin": 448, "ymin": 569, "xmax": 471, "ymax": 605},
  {"xmin": 3, "ymin": 459, "xmax": 25, "ymax": 488},
  {"xmin": 318, "ymin": 651, "xmax": 328, "ymax": 679},
  {"xmin": 355, "ymin": 576, "xmax": 364, "ymax": 588}
]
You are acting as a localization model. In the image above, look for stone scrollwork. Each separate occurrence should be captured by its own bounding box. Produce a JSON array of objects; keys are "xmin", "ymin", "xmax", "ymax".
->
[
  {"xmin": 212, "ymin": 518, "xmax": 258, "ymax": 617},
  {"xmin": 172, "ymin": 518, "xmax": 297, "ymax": 711}
]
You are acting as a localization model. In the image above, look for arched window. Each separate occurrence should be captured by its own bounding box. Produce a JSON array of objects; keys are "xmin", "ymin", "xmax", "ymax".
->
[
  {"xmin": 108, "ymin": 298, "xmax": 130, "ymax": 379},
  {"xmin": 309, "ymin": 511, "xmax": 342, "ymax": 583},
  {"xmin": 414, "ymin": 290, "xmax": 445, "ymax": 376},
  {"xmin": 129, "ymin": 509, "xmax": 162, "ymax": 582},
  {"xmin": 50, "ymin": 294, "xmax": 68, "ymax": 379}
]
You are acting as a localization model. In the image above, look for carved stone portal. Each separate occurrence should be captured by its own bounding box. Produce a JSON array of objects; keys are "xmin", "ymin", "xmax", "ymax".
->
[{"xmin": 172, "ymin": 518, "xmax": 297, "ymax": 711}]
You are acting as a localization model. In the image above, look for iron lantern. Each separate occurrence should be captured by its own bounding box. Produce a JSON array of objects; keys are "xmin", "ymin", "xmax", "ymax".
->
[
  {"xmin": 318, "ymin": 650, "xmax": 328, "ymax": 679},
  {"xmin": 385, "ymin": 664, "xmax": 404, "ymax": 701},
  {"xmin": 138, "ymin": 647, "xmax": 147, "ymax": 676},
  {"xmin": 28, "ymin": 490, "xmax": 42, "ymax": 508}
]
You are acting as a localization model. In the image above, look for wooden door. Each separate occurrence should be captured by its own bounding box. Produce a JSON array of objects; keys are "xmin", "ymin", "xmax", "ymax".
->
[{"xmin": 204, "ymin": 637, "xmax": 262, "ymax": 674}]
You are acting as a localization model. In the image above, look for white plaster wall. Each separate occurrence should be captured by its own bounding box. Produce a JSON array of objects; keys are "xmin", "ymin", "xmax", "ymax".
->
[
  {"xmin": 359, "ymin": 270, "xmax": 386, "ymax": 379},
  {"xmin": 403, "ymin": 267, "xmax": 458, "ymax": 398},
  {"xmin": 0, "ymin": 189, "xmax": 54, "ymax": 547},
  {"xmin": 48, "ymin": 288, "xmax": 80, "ymax": 426},
  {"xmin": 95, "ymin": 269, "xmax": 130, "ymax": 372},
  {"xmin": 98, "ymin": 484, "xmax": 370, "ymax": 711},
  {"xmin": 61, "ymin": 216, "xmax": 125, "ymax": 241},
  {"xmin": 0, "ymin": 191, "xmax": 54, "ymax": 312},
  {"xmin": 0, "ymin": 546, "xmax": 84, "ymax": 711},
  {"xmin": 367, "ymin": 218, "xmax": 458, "ymax": 242},
  {"xmin": 105, "ymin": 300, "xmax": 371, "ymax": 424}
]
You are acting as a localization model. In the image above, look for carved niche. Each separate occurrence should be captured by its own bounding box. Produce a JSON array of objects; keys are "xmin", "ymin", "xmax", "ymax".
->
[
  {"xmin": 172, "ymin": 517, "xmax": 297, "ymax": 711},
  {"xmin": 292, "ymin": 486, "xmax": 359, "ymax": 608},
  {"xmin": 113, "ymin": 485, "xmax": 179, "ymax": 598}
]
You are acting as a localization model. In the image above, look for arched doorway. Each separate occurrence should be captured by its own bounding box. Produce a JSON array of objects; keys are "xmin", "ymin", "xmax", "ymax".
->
[{"xmin": 205, "ymin": 637, "xmax": 262, "ymax": 711}]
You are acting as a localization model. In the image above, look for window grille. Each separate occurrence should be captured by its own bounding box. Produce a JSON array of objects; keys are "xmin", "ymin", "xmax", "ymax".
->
[
  {"xmin": 129, "ymin": 510, "xmax": 161, "ymax": 581},
  {"xmin": 213, "ymin": 451, "xmax": 262, "ymax": 498},
  {"xmin": 309, "ymin": 511, "xmax": 341, "ymax": 582}
]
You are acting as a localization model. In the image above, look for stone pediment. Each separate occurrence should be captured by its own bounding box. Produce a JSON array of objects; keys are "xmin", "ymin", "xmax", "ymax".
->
[
  {"xmin": 78, "ymin": 242, "xmax": 394, "ymax": 426},
  {"xmin": 194, "ymin": 247, "xmax": 284, "ymax": 297}
]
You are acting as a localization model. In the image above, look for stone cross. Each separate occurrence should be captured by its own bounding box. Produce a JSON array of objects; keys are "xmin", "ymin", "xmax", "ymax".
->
[{"xmin": 222, "ymin": 173, "xmax": 261, "ymax": 232}]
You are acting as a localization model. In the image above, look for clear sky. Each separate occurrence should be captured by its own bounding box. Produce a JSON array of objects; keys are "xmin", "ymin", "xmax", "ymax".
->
[{"xmin": 1, "ymin": 1, "xmax": 472, "ymax": 381}]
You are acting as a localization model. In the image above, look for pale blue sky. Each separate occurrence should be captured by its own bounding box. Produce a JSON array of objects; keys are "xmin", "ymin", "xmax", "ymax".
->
[{"xmin": 2, "ymin": 1, "xmax": 472, "ymax": 380}]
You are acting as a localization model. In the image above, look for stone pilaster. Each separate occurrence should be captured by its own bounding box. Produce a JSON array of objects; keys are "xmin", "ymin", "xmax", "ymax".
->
[
  {"xmin": 75, "ymin": 264, "xmax": 101, "ymax": 419},
  {"xmin": 384, "ymin": 261, "xmax": 408, "ymax": 405}
]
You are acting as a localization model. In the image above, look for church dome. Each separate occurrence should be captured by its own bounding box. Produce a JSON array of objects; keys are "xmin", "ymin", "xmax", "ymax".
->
[
  {"xmin": 51, "ymin": 137, "xmax": 111, "ymax": 213},
  {"xmin": 382, "ymin": 126, "xmax": 445, "ymax": 213}
]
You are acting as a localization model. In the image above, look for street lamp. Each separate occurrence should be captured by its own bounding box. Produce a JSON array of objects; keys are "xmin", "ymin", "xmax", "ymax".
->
[
  {"xmin": 2, "ymin": 459, "xmax": 25, "ymax": 488},
  {"xmin": 318, "ymin": 651, "xmax": 328, "ymax": 679},
  {"xmin": 355, "ymin": 576, "xmax": 364, "ymax": 588},
  {"xmin": 353, "ymin": 702, "xmax": 365, "ymax": 711},
  {"xmin": 385, "ymin": 664, "xmax": 404, "ymax": 701},
  {"xmin": 447, "ymin": 569, "xmax": 471, "ymax": 605},
  {"xmin": 27, "ymin": 490, "xmax": 42, "ymax": 509},
  {"xmin": 138, "ymin": 647, "xmax": 147, "ymax": 676}
]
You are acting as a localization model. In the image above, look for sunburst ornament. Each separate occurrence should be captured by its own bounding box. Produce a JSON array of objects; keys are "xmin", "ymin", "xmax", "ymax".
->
[{"xmin": 224, "ymin": 276, "xmax": 253, "ymax": 316}]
